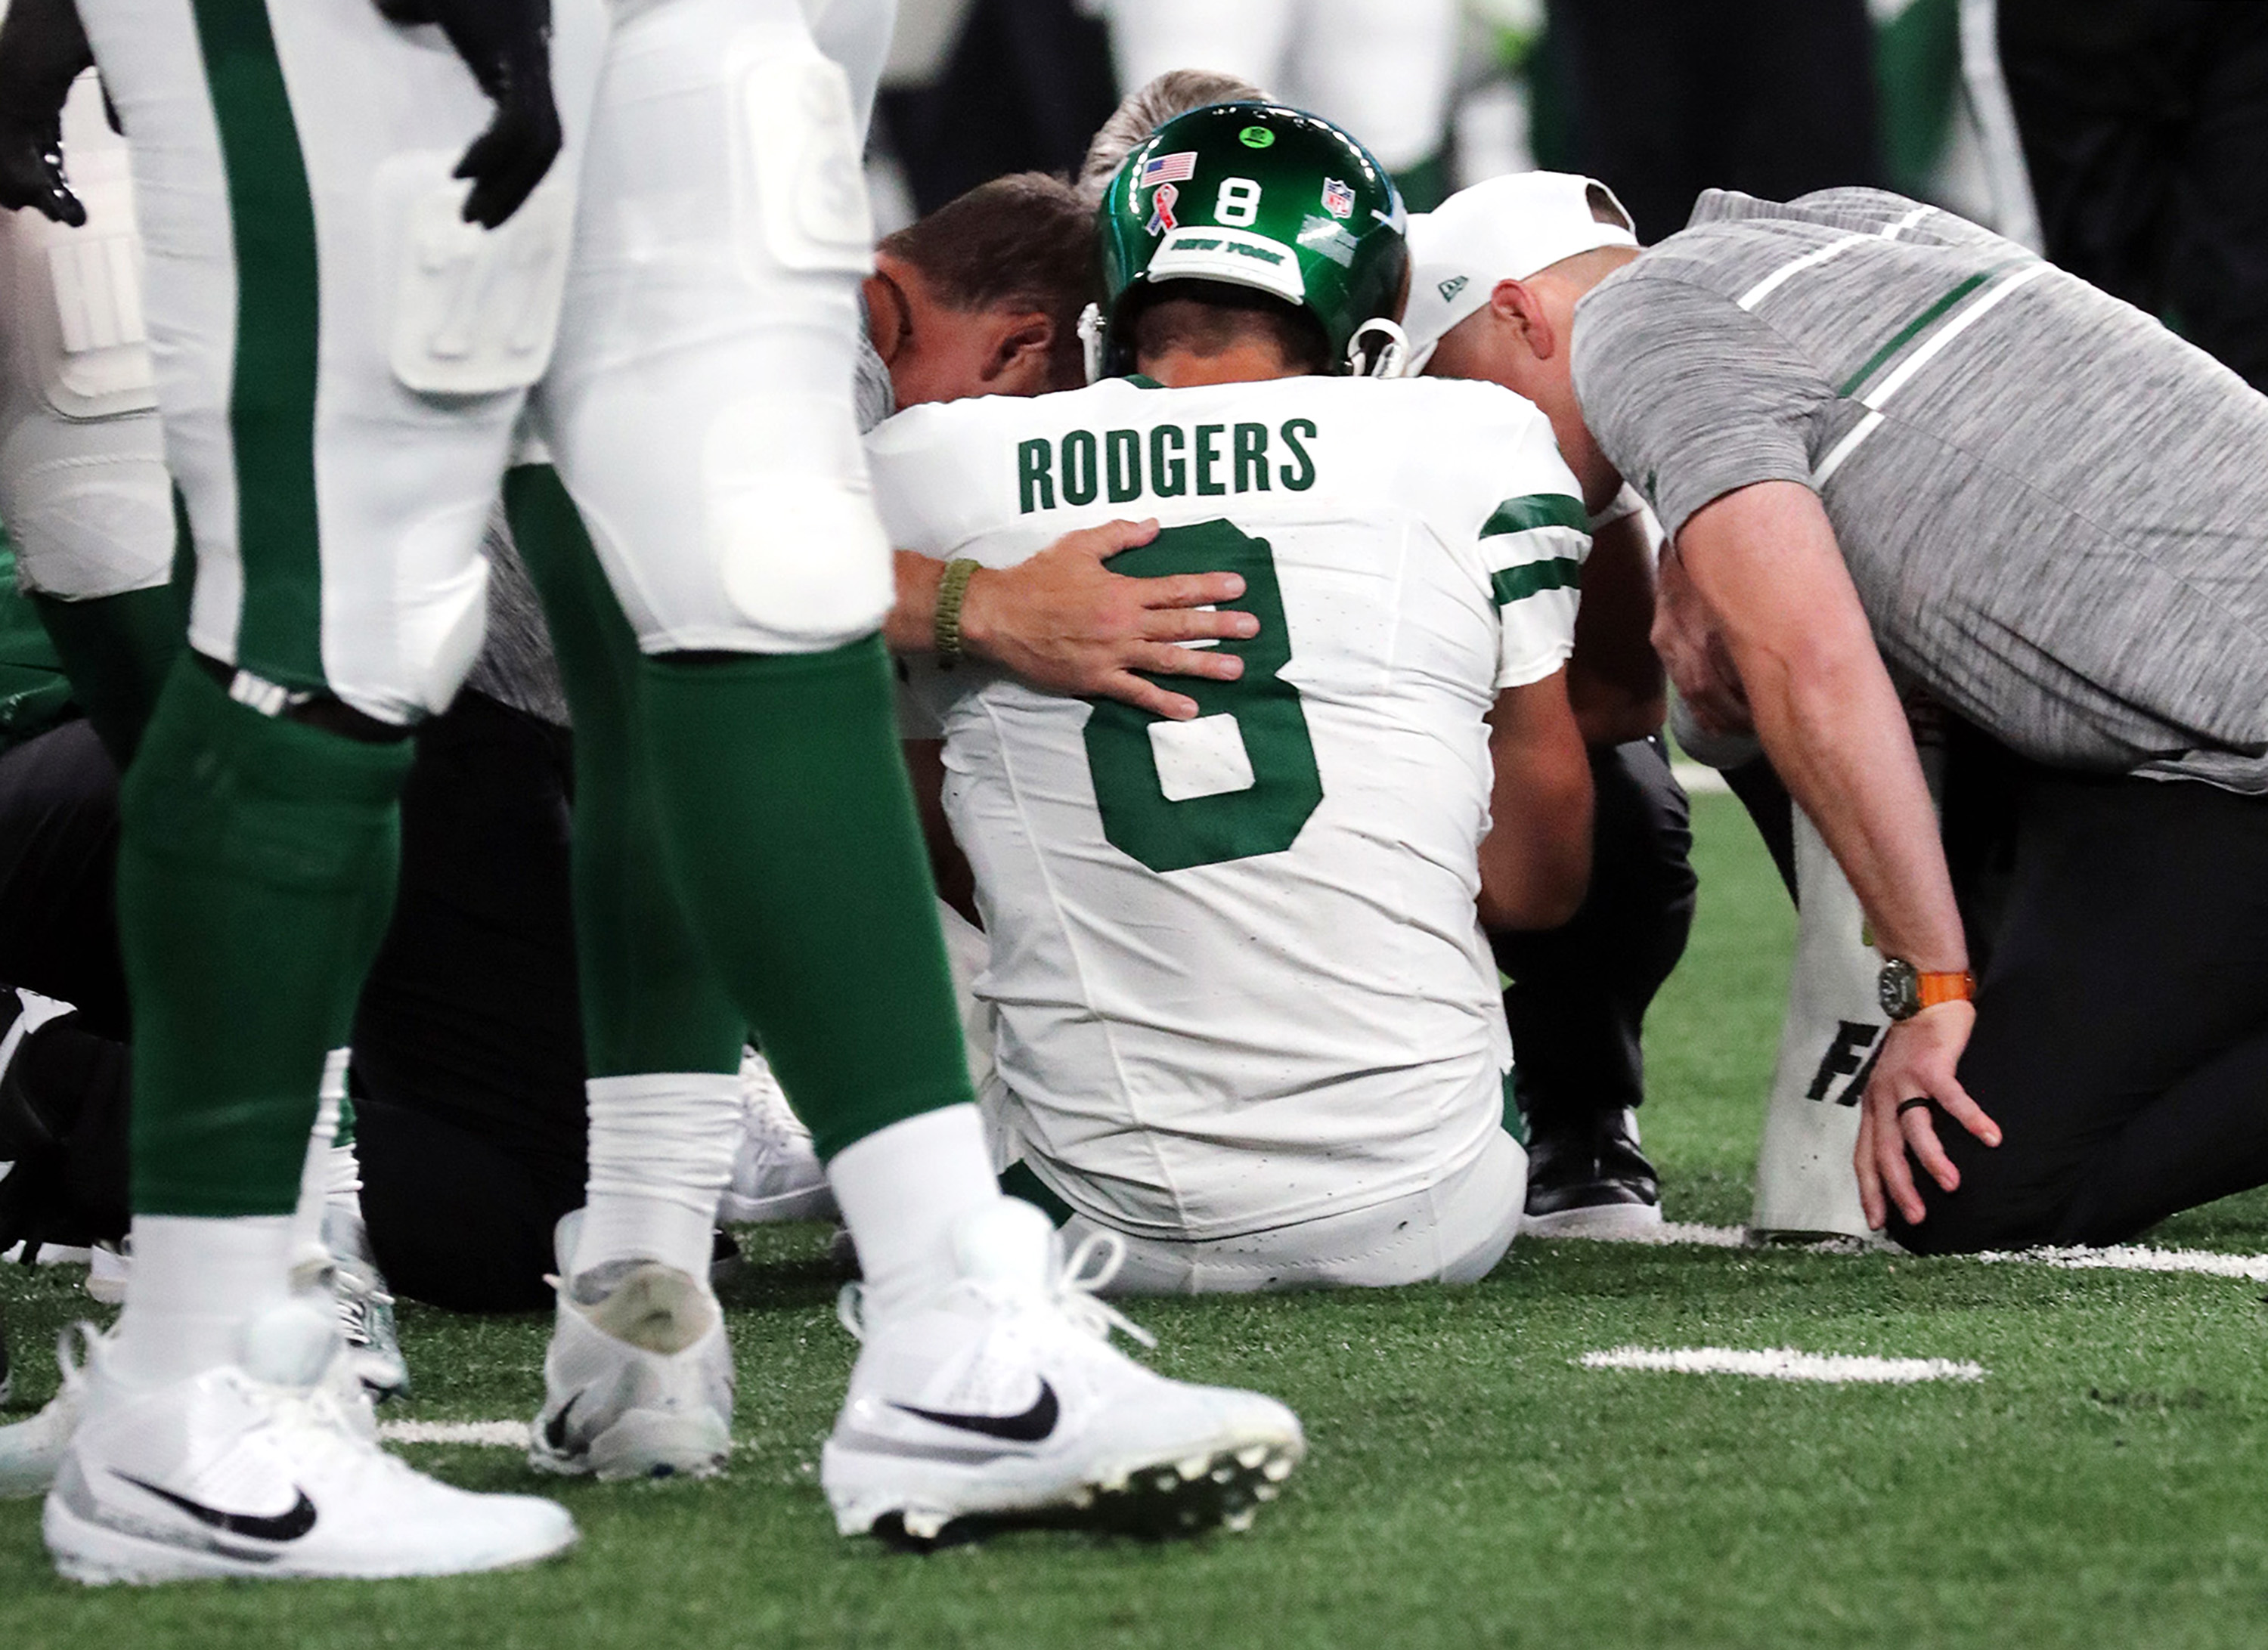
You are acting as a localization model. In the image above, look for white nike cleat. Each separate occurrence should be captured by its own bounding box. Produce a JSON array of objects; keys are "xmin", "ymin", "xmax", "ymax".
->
[
  {"xmin": 1, "ymin": 1319, "xmax": 375, "ymax": 1505},
  {"xmin": 42, "ymin": 1303, "xmax": 573, "ymax": 1585},
  {"xmin": 529, "ymin": 1233, "xmax": 733, "ymax": 1482},
  {"xmin": 821, "ymin": 1200, "xmax": 1305, "ymax": 1544},
  {"xmin": 718, "ymin": 1051, "xmax": 836, "ymax": 1224},
  {"xmin": 0, "ymin": 1323, "xmax": 94, "ymax": 1500}
]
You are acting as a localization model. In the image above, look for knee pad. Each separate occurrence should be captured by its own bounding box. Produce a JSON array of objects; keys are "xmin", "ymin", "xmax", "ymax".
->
[
  {"xmin": 704, "ymin": 393, "xmax": 893, "ymax": 644},
  {"xmin": 0, "ymin": 441, "xmax": 175, "ymax": 599}
]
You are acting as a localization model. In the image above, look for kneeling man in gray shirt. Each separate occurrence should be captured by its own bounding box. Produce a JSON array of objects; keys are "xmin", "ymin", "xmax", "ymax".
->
[{"xmin": 1408, "ymin": 177, "xmax": 2268, "ymax": 1254}]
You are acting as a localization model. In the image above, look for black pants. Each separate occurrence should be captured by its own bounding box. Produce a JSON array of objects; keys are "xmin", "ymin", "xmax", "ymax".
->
[
  {"xmin": 1493, "ymin": 738, "xmax": 1698, "ymax": 1129},
  {"xmin": 2000, "ymin": 0, "xmax": 2268, "ymax": 392},
  {"xmin": 0, "ymin": 697, "xmax": 588, "ymax": 1308},
  {"xmin": 353, "ymin": 692, "xmax": 587, "ymax": 1311},
  {"xmin": 1544, "ymin": 0, "xmax": 1880, "ymax": 243},
  {"xmin": 0, "ymin": 720, "xmax": 129, "ymax": 1039},
  {"xmin": 1888, "ymin": 748, "xmax": 2268, "ymax": 1253}
]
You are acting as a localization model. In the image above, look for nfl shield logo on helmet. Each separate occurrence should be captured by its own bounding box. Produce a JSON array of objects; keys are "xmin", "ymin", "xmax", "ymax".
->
[{"xmin": 1321, "ymin": 178, "xmax": 1355, "ymax": 220}]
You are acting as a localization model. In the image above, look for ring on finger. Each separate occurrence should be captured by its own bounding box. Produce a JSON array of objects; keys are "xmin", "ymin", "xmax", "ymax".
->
[{"xmin": 1895, "ymin": 1096, "xmax": 1933, "ymax": 1118}]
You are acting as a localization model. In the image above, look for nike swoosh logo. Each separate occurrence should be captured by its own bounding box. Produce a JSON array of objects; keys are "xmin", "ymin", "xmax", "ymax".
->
[
  {"xmin": 114, "ymin": 1472, "xmax": 318, "ymax": 1542},
  {"xmin": 892, "ymin": 1379, "xmax": 1059, "ymax": 1443},
  {"xmin": 544, "ymin": 1393, "xmax": 578, "ymax": 1455}
]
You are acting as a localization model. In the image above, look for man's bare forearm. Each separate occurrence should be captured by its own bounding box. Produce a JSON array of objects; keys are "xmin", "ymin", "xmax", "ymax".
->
[
  {"xmin": 1479, "ymin": 672, "xmax": 1595, "ymax": 930},
  {"xmin": 1681, "ymin": 483, "xmax": 1966, "ymax": 973}
]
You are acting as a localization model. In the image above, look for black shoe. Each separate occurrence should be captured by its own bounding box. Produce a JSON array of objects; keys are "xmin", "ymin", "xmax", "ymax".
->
[{"xmin": 1521, "ymin": 1107, "xmax": 1665, "ymax": 1237}]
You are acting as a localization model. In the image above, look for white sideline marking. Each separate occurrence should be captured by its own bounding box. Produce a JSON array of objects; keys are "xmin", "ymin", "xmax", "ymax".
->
[
  {"xmin": 1548, "ymin": 1223, "xmax": 2268, "ymax": 1283},
  {"xmin": 1975, "ymin": 1244, "xmax": 2268, "ymax": 1283},
  {"xmin": 379, "ymin": 1419, "xmax": 531, "ymax": 1448},
  {"xmin": 1670, "ymin": 761, "xmax": 1731, "ymax": 796},
  {"xmin": 1582, "ymin": 1346, "xmax": 1984, "ymax": 1384},
  {"xmin": 1547, "ymin": 1221, "xmax": 1749, "ymax": 1248}
]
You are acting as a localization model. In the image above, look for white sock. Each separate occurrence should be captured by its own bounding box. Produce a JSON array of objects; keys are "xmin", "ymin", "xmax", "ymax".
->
[
  {"xmin": 287, "ymin": 1049, "xmax": 351, "ymax": 1279},
  {"xmin": 828, "ymin": 1104, "xmax": 1002, "ymax": 1322},
  {"xmin": 110, "ymin": 1215, "xmax": 293, "ymax": 1388},
  {"xmin": 578, "ymin": 1071, "xmax": 742, "ymax": 1281}
]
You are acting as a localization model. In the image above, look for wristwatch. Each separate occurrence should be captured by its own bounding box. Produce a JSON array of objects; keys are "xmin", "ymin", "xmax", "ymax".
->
[{"xmin": 1877, "ymin": 958, "xmax": 1976, "ymax": 1022}]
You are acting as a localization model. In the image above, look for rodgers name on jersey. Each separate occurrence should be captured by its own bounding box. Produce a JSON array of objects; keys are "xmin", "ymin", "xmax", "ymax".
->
[
  {"xmin": 870, "ymin": 371, "xmax": 1588, "ymax": 1243},
  {"xmin": 1015, "ymin": 410, "xmax": 1318, "ymax": 514}
]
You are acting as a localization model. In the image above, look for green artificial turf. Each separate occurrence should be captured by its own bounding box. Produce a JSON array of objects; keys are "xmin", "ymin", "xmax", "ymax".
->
[{"xmin": 5, "ymin": 792, "xmax": 2267, "ymax": 1648}]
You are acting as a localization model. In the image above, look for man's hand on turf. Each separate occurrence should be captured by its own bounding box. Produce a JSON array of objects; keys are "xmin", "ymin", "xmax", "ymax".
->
[
  {"xmin": 1854, "ymin": 1000, "xmax": 2000, "ymax": 1230},
  {"xmin": 959, "ymin": 519, "xmax": 1257, "ymax": 720},
  {"xmin": 375, "ymin": 0, "xmax": 560, "ymax": 228},
  {"xmin": 0, "ymin": 0, "xmax": 94, "ymax": 227}
]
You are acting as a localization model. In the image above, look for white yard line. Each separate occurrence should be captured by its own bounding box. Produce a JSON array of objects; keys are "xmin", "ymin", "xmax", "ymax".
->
[
  {"xmin": 1974, "ymin": 1244, "xmax": 2268, "ymax": 1283},
  {"xmin": 1581, "ymin": 1346, "xmax": 1984, "ymax": 1383},
  {"xmin": 1545, "ymin": 1222, "xmax": 2268, "ymax": 1283},
  {"xmin": 379, "ymin": 1419, "xmax": 531, "ymax": 1448}
]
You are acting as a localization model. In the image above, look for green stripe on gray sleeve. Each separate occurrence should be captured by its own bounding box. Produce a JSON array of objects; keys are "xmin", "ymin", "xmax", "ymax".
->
[
  {"xmin": 1481, "ymin": 494, "xmax": 1588, "ymax": 539},
  {"xmin": 1492, "ymin": 559, "xmax": 1582, "ymax": 606}
]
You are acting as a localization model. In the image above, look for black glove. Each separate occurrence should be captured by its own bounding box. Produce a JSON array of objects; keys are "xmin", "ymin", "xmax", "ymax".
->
[
  {"xmin": 0, "ymin": 0, "xmax": 95, "ymax": 228},
  {"xmin": 375, "ymin": 0, "xmax": 560, "ymax": 230}
]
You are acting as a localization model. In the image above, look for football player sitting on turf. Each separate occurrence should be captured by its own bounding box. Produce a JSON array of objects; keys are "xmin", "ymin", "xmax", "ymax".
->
[{"xmin": 872, "ymin": 101, "xmax": 1597, "ymax": 1293}]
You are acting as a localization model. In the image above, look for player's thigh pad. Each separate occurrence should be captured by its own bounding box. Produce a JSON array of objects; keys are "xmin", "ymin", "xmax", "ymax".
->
[
  {"xmin": 79, "ymin": 0, "xmax": 607, "ymax": 722},
  {"xmin": 0, "ymin": 75, "xmax": 172, "ymax": 599},
  {"xmin": 538, "ymin": 0, "xmax": 893, "ymax": 654}
]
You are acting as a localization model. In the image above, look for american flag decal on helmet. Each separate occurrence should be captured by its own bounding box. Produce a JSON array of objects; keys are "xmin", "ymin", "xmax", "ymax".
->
[{"xmin": 1141, "ymin": 151, "xmax": 1199, "ymax": 188}]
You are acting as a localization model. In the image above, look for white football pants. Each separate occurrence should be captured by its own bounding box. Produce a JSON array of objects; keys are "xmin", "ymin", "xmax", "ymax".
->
[
  {"xmin": 0, "ymin": 71, "xmax": 172, "ymax": 600},
  {"xmin": 1101, "ymin": 0, "xmax": 1458, "ymax": 172},
  {"xmin": 1064, "ymin": 1128, "xmax": 1526, "ymax": 1296},
  {"xmin": 79, "ymin": 0, "xmax": 893, "ymax": 725}
]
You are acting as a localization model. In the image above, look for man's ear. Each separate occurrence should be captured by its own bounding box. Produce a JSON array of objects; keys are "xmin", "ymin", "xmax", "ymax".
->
[
  {"xmin": 1488, "ymin": 277, "xmax": 1557, "ymax": 363},
  {"xmin": 983, "ymin": 311, "xmax": 1057, "ymax": 394}
]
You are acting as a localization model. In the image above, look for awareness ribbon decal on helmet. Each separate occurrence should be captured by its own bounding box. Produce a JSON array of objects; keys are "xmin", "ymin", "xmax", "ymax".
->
[{"xmin": 1147, "ymin": 182, "xmax": 1179, "ymax": 236}]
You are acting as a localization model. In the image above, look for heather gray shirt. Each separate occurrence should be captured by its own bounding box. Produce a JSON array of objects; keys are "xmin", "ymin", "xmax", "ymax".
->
[{"xmin": 1572, "ymin": 186, "xmax": 2268, "ymax": 791}]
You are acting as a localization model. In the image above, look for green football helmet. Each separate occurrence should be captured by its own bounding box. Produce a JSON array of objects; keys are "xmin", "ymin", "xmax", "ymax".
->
[{"xmin": 1095, "ymin": 101, "xmax": 1408, "ymax": 379}]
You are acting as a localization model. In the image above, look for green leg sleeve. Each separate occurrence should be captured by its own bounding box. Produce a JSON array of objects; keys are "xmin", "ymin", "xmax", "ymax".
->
[
  {"xmin": 503, "ymin": 466, "xmax": 745, "ymax": 1079},
  {"xmin": 30, "ymin": 584, "xmax": 187, "ymax": 769},
  {"xmin": 642, "ymin": 639, "xmax": 974, "ymax": 1161},
  {"xmin": 118, "ymin": 658, "xmax": 411, "ymax": 1216}
]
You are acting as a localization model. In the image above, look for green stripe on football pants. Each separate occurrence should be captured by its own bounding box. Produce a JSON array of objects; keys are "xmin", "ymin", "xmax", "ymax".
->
[{"xmin": 187, "ymin": 0, "xmax": 326, "ymax": 691}]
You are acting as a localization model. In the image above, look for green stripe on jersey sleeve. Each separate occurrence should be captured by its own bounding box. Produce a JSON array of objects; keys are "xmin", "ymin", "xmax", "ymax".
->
[
  {"xmin": 1481, "ymin": 493, "xmax": 1588, "ymax": 540},
  {"xmin": 1491, "ymin": 558, "xmax": 1582, "ymax": 606}
]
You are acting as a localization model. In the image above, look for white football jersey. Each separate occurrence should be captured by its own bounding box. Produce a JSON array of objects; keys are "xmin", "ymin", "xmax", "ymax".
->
[{"xmin": 870, "ymin": 373, "xmax": 1588, "ymax": 1241}]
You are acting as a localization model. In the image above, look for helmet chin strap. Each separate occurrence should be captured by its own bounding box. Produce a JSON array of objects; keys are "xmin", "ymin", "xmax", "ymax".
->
[
  {"xmin": 1346, "ymin": 317, "xmax": 1410, "ymax": 380},
  {"xmin": 1078, "ymin": 302, "xmax": 1106, "ymax": 385}
]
